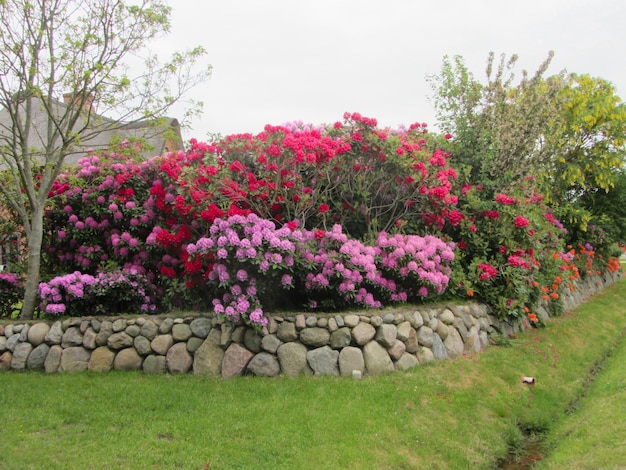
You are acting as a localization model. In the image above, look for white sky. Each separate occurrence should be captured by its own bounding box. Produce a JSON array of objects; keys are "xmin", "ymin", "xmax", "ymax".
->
[{"xmin": 153, "ymin": 0, "xmax": 626, "ymax": 140}]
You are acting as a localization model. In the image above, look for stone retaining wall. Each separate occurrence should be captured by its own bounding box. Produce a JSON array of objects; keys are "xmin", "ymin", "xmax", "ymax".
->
[{"xmin": 0, "ymin": 271, "xmax": 621, "ymax": 378}]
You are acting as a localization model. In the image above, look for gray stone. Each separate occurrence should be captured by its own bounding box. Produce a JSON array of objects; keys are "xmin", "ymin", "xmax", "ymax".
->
[
  {"xmin": 395, "ymin": 353, "xmax": 419, "ymax": 371},
  {"xmin": 300, "ymin": 327, "xmax": 331, "ymax": 347},
  {"xmin": 114, "ymin": 348, "xmax": 143, "ymax": 371},
  {"xmin": 344, "ymin": 314, "xmax": 360, "ymax": 327},
  {"xmin": 95, "ymin": 321, "xmax": 113, "ymax": 346},
  {"xmin": 10, "ymin": 342, "xmax": 32, "ymax": 371},
  {"xmin": 220, "ymin": 324, "xmax": 233, "ymax": 347},
  {"xmin": 45, "ymin": 321, "xmax": 64, "ymax": 345},
  {"xmin": 4, "ymin": 324, "xmax": 13, "ymax": 336},
  {"xmin": 439, "ymin": 309, "xmax": 455, "ymax": 325},
  {"xmin": 261, "ymin": 334, "xmax": 283, "ymax": 354},
  {"xmin": 159, "ymin": 317, "xmax": 174, "ymax": 334},
  {"xmin": 396, "ymin": 322, "xmax": 412, "ymax": 342},
  {"xmin": 134, "ymin": 336, "xmax": 152, "ymax": 356},
  {"xmin": 431, "ymin": 333, "xmax": 448, "ymax": 360},
  {"xmin": 417, "ymin": 326, "xmax": 435, "ymax": 348},
  {"xmin": 416, "ymin": 347, "xmax": 435, "ymax": 364},
  {"xmin": 27, "ymin": 323, "xmax": 50, "ymax": 346},
  {"xmin": 143, "ymin": 355, "xmax": 166, "ymax": 374},
  {"xmin": 383, "ymin": 313, "xmax": 395, "ymax": 324},
  {"xmin": 428, "ymin": 318, "xmax": 439, "ymax": 331},
  {"xmin": 338, "ymin": 346, "xmax": 365, "ymax": 377},
  {"xmin": 107, "ymin": 332, "xmax": 133, "ymax": 350},
  {"xmin": 140, "ymin": 320, "xmax": 159, "ymax": 340},
  {"xmin": 267, "ymin": 317, "xmax": 278, "ymax": 335},
  {"xmin": 44, "ymin": 345, "xmax": 63, "ymax": 373},
  {"xmin": 6, "ymin": 334, "xmax": 19, "ymax": 352},
  {"xmin": 305, "ymin": 316, "xmax": 318, "ymax": 327},
  {"xmin": 370, "ymin": 315, "xmax": 383, "ymax": 327},
  {"xmin": 328, "ymin": 318, "xmax": 339, "ymax": 332},
  {"xmin": 166, "ymin": 342, "xmax": 193, "ymax": 374},
  {"xmin": 420, "ymin": 309, "xmax": 431, "ymax": 323},
  {"xmin": 0, "ymin": 351, "xmax": 12, "ymax": 370},
  {"xmin": 317, "ymin": 317, "xmax": 328, "ymax": 328},
  {"xmin": 125, "ymin": 324, "xmax": 141, "ymax": 337},
  {"xmin": 61, "ymin": 327, "xmax": 83, "ymax": 348},
  {"xmin": 334, "ymin": 315, "xmax": 345, "ymax": 327},
  {"xmin": 404, "ymin": 327, "xmax": 419, "ymax": 354},
  {"xmin": 88, "ymin": 346, "xmax": 115, "ymax": 372},
  {"xmin": 231, "ymin": 326, "xmax": 246, "ymax": 344},
  {"xmin": 26, "ymin": 343, "xmax": 50, "ymax": 370},
  {"xmin": 91, "ymin": 319, "xmax": 101, "ymax": 333},
  {"xmin": 408, "ymin": 311, "xmax": 424, "ymax": 329},
  {"xmin": 376, "ymin": 323, "xmax": 397, "ymax": 348},
  {"xmin": 277, "ymin": 322, "xmax": 298, "ymax": 342},
  {"xmin": 464, "ymin": 326, "xmax": 482, "ymax": 354},
  {"xmin": 277, "ymin": 342, "xmax": 311, "ymax": 377},
  {"xmin": 453, "ymin": 318, "xmax": 470, "ymax": 342},
  {"xmin": 187, "ymin": 337, "xmax": 204, "ymax": 353},
  {"xmin": 388, "ymin": 340, "xmax": 406, "ymax": 361},
  {"xmin": 150, "ymin": 334, "xmax": 174, "ymax": 355},
  {"xmin": 82, "ymin": 328, "xmax": 98, "ymax": 349},
  {"xmin": 363, "ymin": 340, "xmax": 394, "ymax": 375},
  {"xmin": 12, "ymin": 324, "xmax": 23, "ymax": 333},
  {"xmin": 436, "ymin": 322, "xmax": 449, "ymax": 341},
  {"xmin": 112, "ymin": 319, "xmax": 127, "ymax": 332},
  {"xmin": 352, "ymin": 322, "xmax": 376, "ymax": 346},
  {"xmin": 443, "ymin": 328, "xmax": 464, "ymax": 357},
  {"xmin": 243, "ymin": 329, "xmax": 262, "ymax": 353},
  {"xmin": 247, "ymin": 352, "xmax": 280, "ymax": 377},
  {"xmin": 189, "ymin": 318, "xmax": 212, "ymax": 338},
  {"xmin": 0, "ymin": 335, "xmax": 6, "ymax": 352},
  {"xmin": 479, "ymin": 331, "xmax": 490, "ymax": 349},
  {"xmin": 330, "ymin": 327, "xmax": 352, "ymax": 349},
  {"xmin": 59, "ymin": 347, "xmax": 91, "ymax": 372},
  {"xmin": 221, "ymin": 343, "xmax": 254, "ymax": 378},
  {"xmin": 172, "ymin": 323, "xmax": 192, "ymax": 342},
  {"xmin": 193, "ymin": 329, "xmax": 223, "ymax": 377},
  {"xmin": 307, "ymin": 346, "xmax": 339, "ymax": 376}
]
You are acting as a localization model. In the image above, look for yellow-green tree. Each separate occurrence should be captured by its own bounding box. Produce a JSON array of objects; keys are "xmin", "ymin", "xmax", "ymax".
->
[{"xmin": 538, "ymin": 74, "xmax": 626, "ymax": 232}]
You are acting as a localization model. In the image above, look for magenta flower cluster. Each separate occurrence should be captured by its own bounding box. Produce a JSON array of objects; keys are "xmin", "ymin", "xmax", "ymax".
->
[{"xmin": 186, "ymin": 215, "xmax": 455, "ymax": 328}]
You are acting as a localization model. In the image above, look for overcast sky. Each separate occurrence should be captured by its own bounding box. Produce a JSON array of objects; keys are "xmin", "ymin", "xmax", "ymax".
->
[{"xmin": 153, "ymin": 0, "xmax": 626, "ymax": 140}]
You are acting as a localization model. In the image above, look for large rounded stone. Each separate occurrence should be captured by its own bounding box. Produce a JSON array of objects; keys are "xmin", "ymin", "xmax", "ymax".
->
[
  {"xmin": 107, "ymin": 332, "xmax": 133, "ymax": 350},
  {"xmin": 277, "ymin": 342, "xmax": 311, "ymax": 377},
  {"xmin": 243, "ymin": 329, "xmax": 262, "ymax": 353},
  {"xmin": 330, "ymin": 327, "xmax": 352, "ymax": 349},
  {"xmin": 10, "ymin": 342, "xmax": 32, "ymax": 371},
  {"xmin": 59, "ymin": 347, "xmax": 91, "ymax": 372},
  {"xmin": 395, "ymin": 353, "xmax": 419, "ymax": 371},
  {"xmin": 247, "ymin": 352, "xmax": 280, "ymax": 377},
  {"xmin": 143, "ymin": 355, "xmax": 166, "ymax": 374},
  {"xmin": 133, "ymin": 336, "xmax": 152, "ymax": 356},
  {"xmin": 306, "ymin": 346, "xmax": 339, "ymax": 376},
  {"xmin": 189, "ymin": 318, "xmax": 212, "ymax": 338},
  {"xmin": 26, "ymin": 343, "xmax": 50, "ymax": 370},
  {"xmin": 338, "ymin": 346, "xmax": 365, "ymax": 377},
  {"xmin": 61, "ymin": 327, "xmax": 83, "ymax": 348},
  {"xmin": 139, "ymin": 320, "xmax": 159, "ymax": 340},
  {"xmin": 44, "ymin": 345, "xmax": 63, "ymax": 373},
  {"xmin": 352, "ymin": 322, "xmax": 376, "ymax": 346},
  {"xmin": 221, "ymin": 343, "xmax": 254, "ymax": 378},
  {"xmin": 376, "ymin": 323, "xmax": 397, "ymax": 348},
  {"xmin": 277, "ymin": 322, "xmax": 298, "ymax": 342},
  {"xmin": 95, "ymin": 321, "xmax": 113, "ymax": 346},
  {"xmin": 150, "ymin": 334, "xmax": 174, "ymax": 355},
  {"xmin": 45, "ymin": 321, "xmax": 64, "ymax": 345},
  {"xmin": 0, "ymin": 351, "xmax": 12, "ymax": 371},
  {"xmin": 261, "ymin": 334, "xmax": 283, "ymax": 354},
  {"xmin": 300, "ymin": 327, "xmax": 330, "ymax": 347},
  {"xmin": 114, "ymin": 348, "xmax": 143, "ymax": 371},
  {"xmin": 166, "ymin": 342, "xmax": 193, "ymax": 374},
  {"xmin": 172, "ymin": 323, "xmax": 192, "ymax": 342},
  {"xmin": 82, "ymin": 328, "xmax": 98, "ymax": 349},
  {"xmin": 193, "ymin": 329, "xmax": 223, "ymax": 377},
  {"xmin": 88, "ymin": 346, "xmax": 115, "ymax": 372},
  {"xmin": 363, "ymin": 340, "xmax": 394, "ymax": 375},
  {"xmin": 27, "ymin": 323, "xmax": 50, "ymax": 346},
  {"xmin": 444, "ymin": 327, "xmax": 464, "ymax": 357},
  {"xmin": 417, "ymin": 326, "xmax": 434, "ymax": 348}
]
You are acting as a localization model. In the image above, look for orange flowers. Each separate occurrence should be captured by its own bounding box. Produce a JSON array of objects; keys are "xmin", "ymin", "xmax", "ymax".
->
[{"xmin": 528, "ymin": 313, "xmax": 539, "ymax": 324}]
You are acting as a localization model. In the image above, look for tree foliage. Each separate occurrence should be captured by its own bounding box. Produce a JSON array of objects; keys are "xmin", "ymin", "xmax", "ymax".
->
[{"xmin": 0, "ymin": 0, "xmax": 211, "ymax": 318}]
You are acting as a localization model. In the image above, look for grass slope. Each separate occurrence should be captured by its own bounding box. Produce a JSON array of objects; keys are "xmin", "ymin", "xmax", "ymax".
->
[{"xmin": 1, "ymin": 278, "xmax": 625, "ymax": 469}]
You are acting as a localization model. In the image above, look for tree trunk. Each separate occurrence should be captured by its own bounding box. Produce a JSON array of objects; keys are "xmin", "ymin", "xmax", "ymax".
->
[{"xmin": 20, "ymin": 205, "xmax": 44, "ymax": 319}]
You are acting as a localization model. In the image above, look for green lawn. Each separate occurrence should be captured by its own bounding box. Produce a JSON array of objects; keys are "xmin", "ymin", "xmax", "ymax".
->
[{"xmin": 1, "ymin": 278, "xmax": 625, "ymax": 469}]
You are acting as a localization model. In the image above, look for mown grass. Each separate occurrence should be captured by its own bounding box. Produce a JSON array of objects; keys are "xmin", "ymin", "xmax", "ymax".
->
[
  {"xmin": 537, "ymin": 326, "xmax": 626, "ymax": 469},
  {"xmin": 1, "ymin": 278, "xmax": 625, "ymax": 470}
]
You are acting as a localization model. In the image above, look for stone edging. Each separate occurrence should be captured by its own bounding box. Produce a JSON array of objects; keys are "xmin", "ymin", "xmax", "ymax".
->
[{"xmin": 0, "ymin": 271, "xmax": 621, "ymax": 378}]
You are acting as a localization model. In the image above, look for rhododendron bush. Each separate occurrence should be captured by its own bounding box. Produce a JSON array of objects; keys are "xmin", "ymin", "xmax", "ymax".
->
[{"xmin": 32, "ymin": 113, "xmax": 617, "ymax": 327}]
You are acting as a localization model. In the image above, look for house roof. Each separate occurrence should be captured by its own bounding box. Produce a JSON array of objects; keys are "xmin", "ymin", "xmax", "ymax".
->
[{"xmin": 0, "ymin": 94, "xmax": 184, "ymax": 165}]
